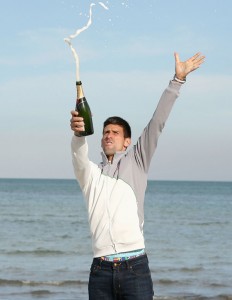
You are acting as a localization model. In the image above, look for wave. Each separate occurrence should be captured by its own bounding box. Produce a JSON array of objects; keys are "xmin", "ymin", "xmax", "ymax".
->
[
  {"xmin": 217, "ymin": 296, "xmax": 232, "ymax": 300},
  {"xmin": 180, "ymin": 266, "xmax": 204, "ymax": 272},
  {"xmin": 5, "ymin": 249, "xmax": 73, "ymax": 256},
  {"xmin": 189, "ymin": 221, "xmax": 230, "ymax": 226},
  {"xmin": 30, "ymin": 290, "xmax": 52, "ymax": 296},
  {"xmin": 0, "ymin": 290, "xmax": 54, "ymax": 298},
  {"xmin": 158, "ymin": 279, "xmax": 180, "ymax": 285},
  {"xmin": 0, "ymin": 218, "xmax": 40, "ymax": 223},
  {"xmin": 154, "ymin": 295, "xmax": 232, "ymax": 300},
  {"xmin": 0, "ymin": 278, "xmax": 88, "ymax": 287},
  {"xmin": 153, "ymin": 295, "xmax": 232, "ymax": 300},
  {"xmin": 151, "ymin": 266, "xmax": 204, "ymax": 273},
  {"xmin": 209, "ymin": 282, "xmax": 229, "ymax": 288},
  {"xmin": 156, "ymin": 278, "xmax": 231, "ymax": 289}
]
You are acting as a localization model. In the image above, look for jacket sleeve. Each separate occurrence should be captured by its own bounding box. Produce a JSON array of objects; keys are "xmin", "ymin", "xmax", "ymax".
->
[
  {"xmin": 134, "ymin": 80, "xmax": 182, "ymax": 173},
  {"xmin": 71, "ymin": 135, "xmax": 92, "ymax": 191}
]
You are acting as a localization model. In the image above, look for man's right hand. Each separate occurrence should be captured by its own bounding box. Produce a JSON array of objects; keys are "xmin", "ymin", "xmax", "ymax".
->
[{"xmin": 70, "ymin": 111, "xmax": 85, "ymax": 134}]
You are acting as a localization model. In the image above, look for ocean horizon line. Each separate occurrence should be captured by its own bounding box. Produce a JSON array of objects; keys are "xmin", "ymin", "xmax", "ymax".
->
[{"xmin": 0, "ymin": 177, "xmax": 231, "ymax": 183}]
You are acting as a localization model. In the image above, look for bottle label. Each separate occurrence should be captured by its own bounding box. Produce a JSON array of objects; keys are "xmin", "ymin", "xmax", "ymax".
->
[{"xmin": 76, "ymin": 98, "xmax": 86, "ymax": 109}]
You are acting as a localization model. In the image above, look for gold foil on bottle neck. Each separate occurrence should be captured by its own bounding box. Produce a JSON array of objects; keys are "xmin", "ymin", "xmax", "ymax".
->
[{"xmin": 76, "ymin": 82, "xmax": 84, "ymax": 99}]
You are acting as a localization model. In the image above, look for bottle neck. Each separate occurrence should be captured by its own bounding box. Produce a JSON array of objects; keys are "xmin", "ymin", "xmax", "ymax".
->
[{"xmin": 76, "ymin": 81, "xmax": 84, "ymax": 100}]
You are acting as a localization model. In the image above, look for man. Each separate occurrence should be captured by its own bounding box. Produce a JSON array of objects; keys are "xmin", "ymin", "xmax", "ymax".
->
[{"xmin": 70, "ymin": 52, "xmax": 205, "ymax": 299}]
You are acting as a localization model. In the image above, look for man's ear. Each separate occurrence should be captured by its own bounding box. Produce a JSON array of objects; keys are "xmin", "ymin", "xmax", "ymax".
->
[{"xmin": 124, "ymin": 138, "xmax": 131, "ymax": 149}]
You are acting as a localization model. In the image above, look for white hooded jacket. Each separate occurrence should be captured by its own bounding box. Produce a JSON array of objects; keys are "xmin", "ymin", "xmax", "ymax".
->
[{"xmin": 71, "ymin": 80, "xmax": 182, "ymax": 257}]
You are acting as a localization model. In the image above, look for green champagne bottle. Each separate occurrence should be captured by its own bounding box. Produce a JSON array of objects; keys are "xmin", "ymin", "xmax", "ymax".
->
[{"xmin": 75, "ymin": 81, "xmax": 94, "ymax": 136}]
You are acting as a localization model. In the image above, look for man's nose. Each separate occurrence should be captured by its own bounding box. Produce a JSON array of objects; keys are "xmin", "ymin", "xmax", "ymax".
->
[{"xmin": 105, "ymin": 132, "xmax": 112, "ymax": 139}]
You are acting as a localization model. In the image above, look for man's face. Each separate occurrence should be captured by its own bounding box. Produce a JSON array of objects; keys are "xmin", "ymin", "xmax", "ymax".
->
[{"xmin": 101, "ymin": 124, "xmax": 131, "ymax": 161}]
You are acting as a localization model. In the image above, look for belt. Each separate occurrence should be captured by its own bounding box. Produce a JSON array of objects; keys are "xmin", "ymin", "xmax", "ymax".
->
[{"xmin": 100, "ymin": 249, "xmax": 145, "ymax": 262}]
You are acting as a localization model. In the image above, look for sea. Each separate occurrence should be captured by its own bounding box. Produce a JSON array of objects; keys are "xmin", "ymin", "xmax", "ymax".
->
[{"xmin": 0, "ymin": 179, "xmax": 232, "ymax": 300}]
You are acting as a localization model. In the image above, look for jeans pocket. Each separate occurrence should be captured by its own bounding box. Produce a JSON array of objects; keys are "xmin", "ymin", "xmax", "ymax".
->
[
  {"xmin": 90, "ymin": 263, "xmax": 101, "ymax": 275},
  {"xmin": 130, "ymin": 260, "xmax": 151, "ymax": 277}
]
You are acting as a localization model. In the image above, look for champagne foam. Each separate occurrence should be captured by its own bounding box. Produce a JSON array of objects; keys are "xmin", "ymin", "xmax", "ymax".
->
[{"xmin": 64, "ymin": 2, "xmax": 109, "ymax": 81}]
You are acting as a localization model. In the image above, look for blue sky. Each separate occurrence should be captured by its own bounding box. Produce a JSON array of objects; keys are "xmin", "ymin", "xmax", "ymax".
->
[{"xmin": 0, "ymin": 0, "xmax": 231, "ymax": 181}]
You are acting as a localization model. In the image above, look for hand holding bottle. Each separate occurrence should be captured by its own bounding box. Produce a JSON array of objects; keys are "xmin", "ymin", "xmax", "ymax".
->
[{"xmin": 70, "ymin": 111, "xmax": 85, "ymax": 135}]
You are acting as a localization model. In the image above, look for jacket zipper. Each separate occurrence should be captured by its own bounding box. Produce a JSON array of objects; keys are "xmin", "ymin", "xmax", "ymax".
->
[{"xmin": 106, "ymin": 161, "xmax": 117, "ymax": 253}]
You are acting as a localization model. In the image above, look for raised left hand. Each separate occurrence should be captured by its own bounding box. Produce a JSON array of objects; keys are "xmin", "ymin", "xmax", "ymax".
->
[{"xmin": 174, "ymin": 52, "xmax": 205, "ymax": 80}]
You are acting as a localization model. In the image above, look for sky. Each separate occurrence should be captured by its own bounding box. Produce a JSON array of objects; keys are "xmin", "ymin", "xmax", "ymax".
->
[{"xmin": 0, "ymin": 0, "xmax": 231, "ymax": 181}]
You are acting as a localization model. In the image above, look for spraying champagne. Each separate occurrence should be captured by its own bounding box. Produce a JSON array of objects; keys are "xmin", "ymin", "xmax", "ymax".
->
[{"xmin": 65, "ymin": 3, "xmax": 108, "ymax": 137}]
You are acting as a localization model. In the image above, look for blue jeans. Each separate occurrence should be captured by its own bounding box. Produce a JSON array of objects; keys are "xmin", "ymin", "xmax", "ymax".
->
[{"xmin": 88, "ymin": 254, "xmax": 154, "ymax": 300}]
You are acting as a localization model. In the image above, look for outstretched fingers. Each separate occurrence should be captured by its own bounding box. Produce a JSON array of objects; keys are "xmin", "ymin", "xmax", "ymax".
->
[{"xmin": 188, "ymin": 52, "xmax": 205, "ymax": 69}]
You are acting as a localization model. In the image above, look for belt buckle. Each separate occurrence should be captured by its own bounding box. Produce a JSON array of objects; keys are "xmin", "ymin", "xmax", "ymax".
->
[
  {"xmin": 113, "ymin": 257, "xmax": 122, "ymax": 266},
  {"xmin": 113, "ymin": 262, "xmax": 121, "ymax": 267}
]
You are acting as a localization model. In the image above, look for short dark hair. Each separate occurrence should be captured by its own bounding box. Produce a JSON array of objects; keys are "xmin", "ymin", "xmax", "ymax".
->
[{"xmin": 103, "ymin": 116, "xmax": 131, "ymax": 138}]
